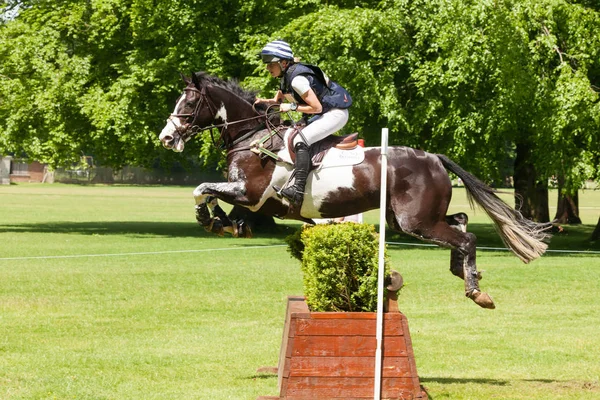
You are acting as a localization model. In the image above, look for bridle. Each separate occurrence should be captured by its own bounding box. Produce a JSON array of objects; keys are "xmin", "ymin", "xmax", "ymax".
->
[
  {"xmin": 170, "ymin": 85, "xmax": 213, "ymax": 142},
  {"xmin": 169, "ymin": 83, "xmax": 281, "ymax": 149}
]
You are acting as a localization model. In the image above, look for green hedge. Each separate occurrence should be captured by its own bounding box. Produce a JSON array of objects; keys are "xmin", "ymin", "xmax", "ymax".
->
[{"xmin": 286, "ymin": 222, "xmax": 390, "ymax": 312}]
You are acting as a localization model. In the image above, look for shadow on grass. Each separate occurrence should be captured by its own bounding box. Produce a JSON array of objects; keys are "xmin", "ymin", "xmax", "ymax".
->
[
  {"xmin": 245, "ymin": 374, "xmax": 277, "ymax": 380},
  {"xmin": 420, "ymin": 376, "xmax": 509, "ymax": 386},
  {"xmin": 421, "ymin": 377, "xmax": 599, "ymax": 398},
  {"xmin": 1, "ymin": 220, "xmax": 596, "ymax": 252},
  {"xmin": 0, "ymin": 221, "xmax": 299, "ymax": 240}
]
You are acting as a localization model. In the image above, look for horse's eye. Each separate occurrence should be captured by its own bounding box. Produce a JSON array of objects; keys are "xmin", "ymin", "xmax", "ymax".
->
[{"xmin": 186, "ymin": 101, "xmax": 194, "ymax": 107}]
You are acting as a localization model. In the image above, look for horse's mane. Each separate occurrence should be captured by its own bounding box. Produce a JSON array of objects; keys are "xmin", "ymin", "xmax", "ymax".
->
[{"xmin": 194, "ymin": 71, "xmax": 266, "ymax": 111}]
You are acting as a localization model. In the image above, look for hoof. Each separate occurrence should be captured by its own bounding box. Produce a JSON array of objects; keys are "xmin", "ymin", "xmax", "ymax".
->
[
  {"xmin": 205, "ymin": 217, "xmax": 225, "ymax": 236},
  {"xmin": 469, "ymin": 291, "xmax": 495, "ymax": 309},
  {"xmin": 238, "ymin": 220, "xmax": 253, "ymax": 238},
  {"xmin": 195, "ymin": 204, "xmax": 211, "ymax": 226}
]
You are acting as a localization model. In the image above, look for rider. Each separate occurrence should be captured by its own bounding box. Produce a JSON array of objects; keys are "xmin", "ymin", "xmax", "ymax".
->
[{"xmin": 254, "ymin": 39, "xmax": 352, "ymax": 207}]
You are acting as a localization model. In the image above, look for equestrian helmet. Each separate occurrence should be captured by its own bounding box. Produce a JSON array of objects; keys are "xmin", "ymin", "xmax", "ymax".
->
[{"xmin": 260, "ymin": 40, "xmax": 294, "ymax": 63}]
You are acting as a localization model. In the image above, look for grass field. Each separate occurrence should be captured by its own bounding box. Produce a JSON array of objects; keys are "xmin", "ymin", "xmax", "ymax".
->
[{"xmin": 0, "ymin": 183, "xmax": 599, "ymax": 399}]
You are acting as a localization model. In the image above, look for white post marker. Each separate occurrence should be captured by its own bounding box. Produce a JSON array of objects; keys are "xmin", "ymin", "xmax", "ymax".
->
[{"xmin": 373, "ymin": 128, "xmax": 389, "ymax": 400}]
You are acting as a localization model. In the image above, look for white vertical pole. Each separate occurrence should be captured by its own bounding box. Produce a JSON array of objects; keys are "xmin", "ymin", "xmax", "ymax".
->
[{"xmin": 373, "ymin": 128, "xmax": 389, "ymax": 400}]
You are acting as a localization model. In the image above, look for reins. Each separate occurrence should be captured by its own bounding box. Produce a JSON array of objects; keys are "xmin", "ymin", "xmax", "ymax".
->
[{"xmin": 172, "ymin": 84, "xmax": 282, "ymax": 151}]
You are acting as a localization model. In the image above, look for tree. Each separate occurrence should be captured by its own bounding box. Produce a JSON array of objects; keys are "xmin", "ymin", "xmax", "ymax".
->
[
  {"xmin": 379, "ymin": 0, "xmax": 600, "ymax": 222},
  {"xmin": 554, "ymin": 174, "xmax": 582, "ymax": 224},
  {"xmin": 2, "ymin": 0, "xmax": 599, "ymax": 228},
  {"xmin": 592, "ymin": 217, "xmax": 600, "ymax": 241},
  {"xmin": 0, "ymin": 0, "xmax": 278, "ymax": 168}
]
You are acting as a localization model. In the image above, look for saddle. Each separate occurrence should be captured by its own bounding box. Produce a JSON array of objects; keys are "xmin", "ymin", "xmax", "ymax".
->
[{"xmin": 287, "ymin": 128, "xmax": 359, "ymax": 165}]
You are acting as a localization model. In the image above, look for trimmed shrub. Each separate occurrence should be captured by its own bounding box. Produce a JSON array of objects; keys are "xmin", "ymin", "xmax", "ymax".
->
[{"xmin": 286, "ymin": 222, "xmax": 390, "ymax": 312}]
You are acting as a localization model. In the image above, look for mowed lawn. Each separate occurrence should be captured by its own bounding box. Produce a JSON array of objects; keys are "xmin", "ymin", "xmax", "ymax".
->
[{"xmin": 0, "ymin": 183, "xmax": 599, "ymax": 399}]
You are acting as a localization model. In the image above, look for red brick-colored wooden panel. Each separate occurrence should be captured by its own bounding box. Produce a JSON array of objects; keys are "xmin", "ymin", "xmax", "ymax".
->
[
  {"xmin": 289, "ymin": 335, "xmax": 408, "ymax": 357},
  {"xmin": 284, "ymin": 376, "xmax": 418, "ymax": 398},
  {"xmin": 309, "ymin": 312, "xmax": 377, "ymax": 319},
  {"xmin": 278, "ymin": 297, "xmax": 309, "ymax": 391},
  {"xmin": 294, "ymin": 316, "xmax": 404, "ymax": 336},
  {"xmin": 261, "ymin": 297, "xmax": 427, "ymax": 400},
  {"xmin": 284, "ymin": 398, "xmax": 396, "ymax": 400},
  {"xmin": 288, "ymin": 356, "xmax": 413, "ymax": 378}
]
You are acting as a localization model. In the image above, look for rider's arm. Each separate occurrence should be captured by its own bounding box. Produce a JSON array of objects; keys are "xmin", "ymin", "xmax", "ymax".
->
[
  {"xmin": 255, "ymin": 90, "xmax": 284, "ymax": 105},
  {"xmin": 285, "ymin": 75, "xmax": 322, "ymax": 114},
  {"xmin": 296, "ymin": 88, "xmax": 322, "ymax": 114}
]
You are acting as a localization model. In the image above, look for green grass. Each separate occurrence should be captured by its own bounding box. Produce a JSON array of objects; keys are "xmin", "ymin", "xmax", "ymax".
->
[{"xmin": 0, "ymin": 183, "xmax": 599, "ymax": 399}]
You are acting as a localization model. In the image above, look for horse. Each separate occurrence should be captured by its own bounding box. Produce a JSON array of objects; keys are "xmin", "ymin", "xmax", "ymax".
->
[{"xmin": 159, "ymin": 72, "xmax": 551, "ymax": 309}]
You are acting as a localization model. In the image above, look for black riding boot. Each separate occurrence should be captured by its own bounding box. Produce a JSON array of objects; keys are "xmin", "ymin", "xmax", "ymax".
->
[{"xmin": 278, "ymin": 142, "xmax": 310, "ymax": 207}]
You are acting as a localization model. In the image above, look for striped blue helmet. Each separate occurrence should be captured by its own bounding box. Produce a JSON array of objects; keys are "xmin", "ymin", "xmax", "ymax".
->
[{"xmin": 260, "ymin": 40, "xmax": 294, "ymax": 63}]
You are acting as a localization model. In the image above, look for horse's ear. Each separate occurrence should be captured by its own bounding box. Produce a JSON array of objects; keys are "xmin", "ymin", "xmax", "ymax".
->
[
  {"xmin": 191, "ymin": 72, "xmax": 200, "ymax": 87},
  {"xmin": 180, "ymin": 72, "xmax": 190, "ymax": 84}
]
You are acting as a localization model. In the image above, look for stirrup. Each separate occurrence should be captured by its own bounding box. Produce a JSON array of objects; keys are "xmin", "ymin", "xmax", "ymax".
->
[
  {"xmin": 272, "ymin": 185, "xmax": 284, "ymax": 197},
  {"xmin": 279, "ymin": 186, "xmax": 304, "ymax": 206}
]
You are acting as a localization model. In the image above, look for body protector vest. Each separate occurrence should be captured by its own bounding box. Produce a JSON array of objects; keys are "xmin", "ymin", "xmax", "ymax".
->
[{"xmin": 280, "ymin": 63, "xmax": 352, "ymax": 114}]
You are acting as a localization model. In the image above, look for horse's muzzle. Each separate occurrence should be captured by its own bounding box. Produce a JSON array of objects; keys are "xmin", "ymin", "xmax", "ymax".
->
[{"xmin": 159, "ymin": 126, "xmax": 185, "ymax": 152}]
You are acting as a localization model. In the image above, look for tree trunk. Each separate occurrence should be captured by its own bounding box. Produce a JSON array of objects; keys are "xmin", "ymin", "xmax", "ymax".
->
[
  {"xmin": 513, "ymin": 142, "xmax": 550, "ymax": 222},
  {"xmin": 554, "ymin": 175, "xmax": 582, "ymax": 224},
  {"xmin": 592, "ymin": 217, "xmax": 600, "ymax": 241}
]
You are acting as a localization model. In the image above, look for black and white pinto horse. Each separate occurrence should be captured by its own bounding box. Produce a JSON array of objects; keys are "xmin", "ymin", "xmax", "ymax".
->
[{"xmin": 159, "ymin": 72, "xmax": 551, "ymax": 309}]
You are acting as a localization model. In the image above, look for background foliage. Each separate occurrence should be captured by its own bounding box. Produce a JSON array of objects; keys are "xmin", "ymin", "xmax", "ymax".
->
[{"xmin": 1, "ymin": 0, "xmax": 599, "ymax": 207}]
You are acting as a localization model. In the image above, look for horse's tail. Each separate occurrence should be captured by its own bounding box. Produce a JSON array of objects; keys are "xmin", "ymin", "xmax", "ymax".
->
[{"xmin": 437, "ymin": 154, "xmax": 551, "ymax": 263}]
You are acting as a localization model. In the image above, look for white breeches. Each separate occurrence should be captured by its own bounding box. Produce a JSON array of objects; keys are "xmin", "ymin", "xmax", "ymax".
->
[{"xmin": 292, "ymin": 108, "xmax": 349, "ymax": 146}]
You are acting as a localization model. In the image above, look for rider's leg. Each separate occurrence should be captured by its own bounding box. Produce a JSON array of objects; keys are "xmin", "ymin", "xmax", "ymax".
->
[
  {"xmin": 278, "ymin": 141, "xmax": 310, "ymax": 206},
  {"xmin": 294, "ymin": 108, "xmax": 349, "ymax": 146},
  {"xmin": 278, "ymin": 108, "xmax": 349, "ymax": 207}
]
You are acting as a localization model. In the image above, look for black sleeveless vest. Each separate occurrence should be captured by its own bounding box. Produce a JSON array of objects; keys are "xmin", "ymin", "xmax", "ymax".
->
[{"xmin": 280, "ymin": 63, "xmax": 352, "ymax": 114}]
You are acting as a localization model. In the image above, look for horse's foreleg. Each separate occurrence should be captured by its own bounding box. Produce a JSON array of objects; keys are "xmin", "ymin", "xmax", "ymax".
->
[
  {"xmin": 207, "ymin": 196, "xmax": 252, "ymax": 238},
  {"xmin": 193, "ymin": 183, "xmax": 252, "ymax": 238},
  {"xmin": 195, "ymin": 202, "xmax": 226, "ymax": 236}
]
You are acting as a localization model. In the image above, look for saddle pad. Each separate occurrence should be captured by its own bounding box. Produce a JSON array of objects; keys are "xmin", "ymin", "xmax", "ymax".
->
[
  {"xmin": 278, "ymin": 129, "xmax": 365, "ymax": 168},
  {"xmin": 319, "ymin": 146, "xmax": 365, "ymax": 168},
  {"xmin": 277, "ymin": 145, "xmax": 365, "ymax": 168}
]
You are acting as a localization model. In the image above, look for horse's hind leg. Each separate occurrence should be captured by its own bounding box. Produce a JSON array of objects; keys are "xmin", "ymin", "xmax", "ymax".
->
[
  {"xmin": 458, "ymin": 231, "xmax": 494, "ymax": 309},
  {"xmin": 435, "ymin": 222, "xmax": 494, "ymax": 309},
  {"xmin": 446, "ymin": 213, "xmax": 468, "ymax": 279},
  {"xmin": 393, "ymin": 213, "xmax": 495, "ymax": 309},
  {"xmin": 445, "ymin": 213, "xmax": 481, "ymax": 281}
]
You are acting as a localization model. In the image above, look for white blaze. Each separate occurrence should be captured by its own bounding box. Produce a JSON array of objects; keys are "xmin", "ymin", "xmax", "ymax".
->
[
  {"xmin": 215, "ymin": 103, "xmax": 228, "ymax": 123},
  {"xmin": 159, "ymin": 95, "xmax": 188, "ymax": 152}
]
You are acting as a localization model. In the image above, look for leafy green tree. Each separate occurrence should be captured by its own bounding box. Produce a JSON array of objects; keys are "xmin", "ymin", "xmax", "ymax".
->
[
  {"xmin": 242, "ymin": 6, "xmax": 411, "ymax": 139},
  {"xmin": 0, "ymin": 0, "xmax": 257, "ymax": 168},
  {"xmin": 2, "ymin": 0, "xmax": 598, "ymax": 228}
]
